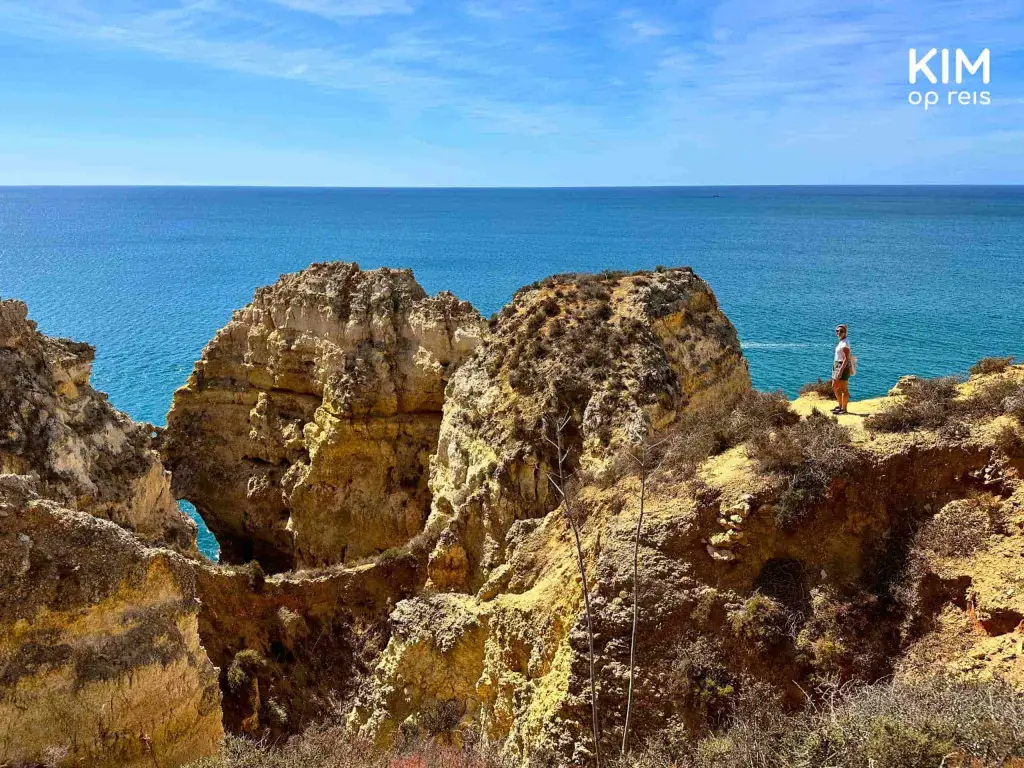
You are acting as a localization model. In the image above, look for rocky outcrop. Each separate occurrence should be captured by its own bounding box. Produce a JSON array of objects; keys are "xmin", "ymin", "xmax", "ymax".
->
[
  {"xmin": 0, "ymin": 475, "xmax": 222, "ymax": 767},
  {"xmin": 351, "ymin": 366, "xmax": 1024, "ymax": 765},
  {"xmin": 424, "ymin": 268, "xmax": 750, "ymax": 593},
  {"xmin": 163, "ymin": 262, "xmax": 485, "ymax": 571},
  {"xmin": 0, "ymin": 301, "xmax": 220, "ymax": 767},
  {"xmin": 0, "ymin": 299, "xmax": 195, "ymax": 551}
]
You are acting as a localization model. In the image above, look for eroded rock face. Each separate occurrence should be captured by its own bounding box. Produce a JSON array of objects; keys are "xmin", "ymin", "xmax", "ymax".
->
[
  {"xmin": 0, "ymin": 302, "xmax": 220, "ymax": 767},
  {"xmin": 0, "ymin": 300, "xmax": 195, "ymax": 551},
  {"xmin": 193, "ymin": 552, "xmax": 419, "ymax": 738},
  {"xmin": 425, "ymin": 268, "xmax": 750, "ymax": 592},
  {"xmin": 353, "ymin": 369, "xmax": 1024, "ymax": 766},
  {"xmin": 0, "ymin": 475, "xmax": 222, "ymax": 768},
  {"xmin": 163, "ymin": 262, "xmax": 485, "ymax": 571}
]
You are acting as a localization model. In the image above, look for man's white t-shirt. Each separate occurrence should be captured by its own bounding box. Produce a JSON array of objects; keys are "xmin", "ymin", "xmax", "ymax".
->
[{"xmin": 834, "ymin": 338, "xmax": 850, "ymax": 362}]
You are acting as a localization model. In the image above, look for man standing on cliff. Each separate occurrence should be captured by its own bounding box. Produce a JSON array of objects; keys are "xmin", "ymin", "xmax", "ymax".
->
[{"xmin": 832, "ymin": 324, "xmax": 852, "ymax": 414}]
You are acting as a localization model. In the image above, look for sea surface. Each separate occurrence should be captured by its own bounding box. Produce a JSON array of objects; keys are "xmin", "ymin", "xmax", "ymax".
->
[{"xmin": 2, "ymin": 186, "xmax": 1021, "ymax": 559}]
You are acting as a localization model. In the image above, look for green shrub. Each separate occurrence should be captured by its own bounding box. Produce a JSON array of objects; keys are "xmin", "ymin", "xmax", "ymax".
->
[
  {"xmin": 377, "ymin": 546, "xmax": 419, "ymax": 571},
  {"xmin": 227, "ymin": 649, "xmax": 266, "ymax": 693},
  {"xmin": 728, "ymin": 595, "xmax": 790, "ymax": 651},
  {"xmin": 867, "ymin": 372, "xmax": 1024, "ymax": 434}
]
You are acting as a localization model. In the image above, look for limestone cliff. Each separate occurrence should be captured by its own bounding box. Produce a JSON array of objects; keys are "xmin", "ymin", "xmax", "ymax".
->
[
  {"xmin": 150, "ymin": 265, "xmax": 1024, "ymax": 766},
  {"xmin": 424, "ymin": 268, "xmax": 750, "ymax": 593},
  {"xmin": 0, "ymin": 301, "xmax": 220, "ymax": 767},
  {"xmin": 0, "ymin": 475, "xmax": 222, "ymax": 768},
  {"xmin": 163, "ymin": 262, "xmax": 485, "ymax": 571},
  {"xmin": 351, "ymin": 364, "xmax": 1024, "ymax": 765},
  {"xmin": 10, "ymin": 266, "xmax": 1019, "ymax": 768},
  {"xmin": 0, "ymin": 299, "xmax": 195, "ymax": 551}
]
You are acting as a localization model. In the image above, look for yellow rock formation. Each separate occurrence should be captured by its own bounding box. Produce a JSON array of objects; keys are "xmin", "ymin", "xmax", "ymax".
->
[{"xmin": 163, "ymin": 262, "xmax": 485, "ymax": 571}]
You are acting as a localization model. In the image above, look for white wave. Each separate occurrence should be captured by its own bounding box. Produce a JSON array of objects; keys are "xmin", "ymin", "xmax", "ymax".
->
[{"xmin": 741, "ymin": 341, "xmax": 815, "ymax": 350}]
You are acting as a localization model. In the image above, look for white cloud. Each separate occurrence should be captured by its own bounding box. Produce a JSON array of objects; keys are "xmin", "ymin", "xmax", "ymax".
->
[
  {"xmin": 0, "ymin": 0, "xmax": 1021, "ymax": 183},
  {"xmin": 618, "ymin": 8, "xmax": 672, "ymax": 41},
  {"xmin": 267, "ymin": 0, "xmax": 414, "ymax": 20}
]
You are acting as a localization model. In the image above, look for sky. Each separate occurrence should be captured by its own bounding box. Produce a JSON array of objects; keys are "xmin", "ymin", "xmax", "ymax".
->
[{"xmin": 0, "ymin": 0, "xmax": 1022, "ymax": 185}]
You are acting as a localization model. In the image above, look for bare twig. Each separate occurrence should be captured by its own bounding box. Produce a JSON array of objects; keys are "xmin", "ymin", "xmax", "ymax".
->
[
  {"xmin": 620, "ymin": 435, "xmax": 666, "ymax": 756},
  {"xmin": 544, "ymin": 415, "xmax": 603, "ymax": 768}
]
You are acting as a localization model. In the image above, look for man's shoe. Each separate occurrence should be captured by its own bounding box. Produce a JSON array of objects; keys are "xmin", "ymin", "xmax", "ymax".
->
[{"xmin": 830, "ymin": 406, "xmax": 843, "ymax": 413}]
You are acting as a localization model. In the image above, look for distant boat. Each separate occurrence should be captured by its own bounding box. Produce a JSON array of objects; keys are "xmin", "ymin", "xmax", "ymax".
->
[{"xmin": 712, "ymin": 192, "xmax": 721, "ymax": 198}]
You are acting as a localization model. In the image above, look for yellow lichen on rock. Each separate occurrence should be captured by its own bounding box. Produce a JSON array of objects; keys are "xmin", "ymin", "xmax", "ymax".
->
[{"xmin": 424, "ymin": 268, "xmax": 750, "ymax": 594}]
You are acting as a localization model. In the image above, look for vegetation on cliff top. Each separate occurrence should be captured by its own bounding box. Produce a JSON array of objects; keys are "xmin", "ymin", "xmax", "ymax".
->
[
  {"xmin": 865, "ymin": 370, "xmax": 1024, "ymax": 434},
  {"xmin": 190, "ymin": 675, "xmax": 1024, "ymax": 768}
]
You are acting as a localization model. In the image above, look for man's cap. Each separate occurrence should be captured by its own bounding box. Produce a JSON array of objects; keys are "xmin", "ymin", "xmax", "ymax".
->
[{"xmin": 835, "ymin": 324, "xmax": 848, "ymax": 332}]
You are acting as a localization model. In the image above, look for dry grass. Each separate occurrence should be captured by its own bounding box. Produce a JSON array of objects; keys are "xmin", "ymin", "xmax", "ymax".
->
[
  {"xmin": 617, "ymin": 676, "xmax": 1024, "ymax": 768},
  {"xmin": 971, "ymin": 356, "xmax": 1015, "ymax": 376},
  {"xmin": 866, "ymin": 365, "xmax": 1024, "ymax": 435},
  {"xmin": 186, "ymin": 728, "xmax": 510, "ymax": 768},
  {"xmin": 204, "ymin": 676, "xmax": 1020, "ymax": 768}
]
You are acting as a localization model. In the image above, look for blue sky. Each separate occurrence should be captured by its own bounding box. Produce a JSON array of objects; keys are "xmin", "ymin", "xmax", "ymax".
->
[{"xmin": 0, "ymin": 0, "xmax": 1021, "ymax": 185}]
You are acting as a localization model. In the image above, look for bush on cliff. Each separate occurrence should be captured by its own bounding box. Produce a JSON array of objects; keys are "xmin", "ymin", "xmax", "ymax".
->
[
  {"xmin": 867, "ymin": 365, "xmax": 1024, "ymax": 434},
  {"xmin": 864, "ymin": 376, "xmax": 961, "ymax": 433},
  {"xmin": 746, "ymin": 410, "xmax": 859, "ymax": 528},
  {"xmin": 619, "ymin": 676, "xmax": 1024, "ymax": 768},
  {"xmin": 797, "ymin": 378, "xmax": 836, "ymax": 400},
  {"xmin": 658, "ymin": 390, "xmax": 797, "ymax": 480},
  {"xmin": 970, "ymin": 356, "xmax": 1014, "ymax": 376}
]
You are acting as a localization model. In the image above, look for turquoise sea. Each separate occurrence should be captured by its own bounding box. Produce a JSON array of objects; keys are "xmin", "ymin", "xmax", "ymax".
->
[{"xmin": 1, "ymin": 186, "xmax": 1021, "ymax": 558}]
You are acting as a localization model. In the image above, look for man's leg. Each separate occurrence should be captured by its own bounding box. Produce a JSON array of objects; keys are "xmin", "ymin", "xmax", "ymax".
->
[
  {"xmin": 832, "ymin": 377, "xmax": 841, "ymax": 401},
  {"xmin": 838, "ymin": 381, "xmax": 850, "ymax": 410}
]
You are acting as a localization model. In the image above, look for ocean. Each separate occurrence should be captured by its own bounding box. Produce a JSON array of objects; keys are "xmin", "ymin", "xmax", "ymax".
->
[{"xmin": 2, "ymin": 185, "xmax": 1021, "ymax": 559}]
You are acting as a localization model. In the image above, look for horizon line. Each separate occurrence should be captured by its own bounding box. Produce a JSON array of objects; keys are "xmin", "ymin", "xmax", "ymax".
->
[{"xmin": 1, "ymin": 183, "xmax": 1023, "ymax": 190}]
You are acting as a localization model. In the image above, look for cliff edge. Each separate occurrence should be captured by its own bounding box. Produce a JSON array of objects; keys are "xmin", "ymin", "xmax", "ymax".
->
[
  {"xmin": 0, "ymin": 299, "xmax": 222, "ymax": 767},
  {"xmin": 0, "ymin": 299, "xmax": 195, "ymax": 551}
]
